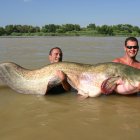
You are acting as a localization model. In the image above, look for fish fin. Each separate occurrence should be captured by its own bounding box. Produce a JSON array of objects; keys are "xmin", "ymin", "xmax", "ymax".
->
[
  {"xmin": 101, "ymin": 76, "xmax": 120, "ymax": 95},
  {"xmin": 77, "ymin": 89, "xmax": 89, "ymax": 97},
  {"xmin": 77, "ymin": 94, "xmax": 89, "ymax": 100}
]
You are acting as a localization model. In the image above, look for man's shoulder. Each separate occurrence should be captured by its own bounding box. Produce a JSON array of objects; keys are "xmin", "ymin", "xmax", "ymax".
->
[
  {"xmin": 135, "ymin": 60, "xmax": 140, "ymax": 63},
  {"xmin": 134, "ymin": 61, "xmax": 140, "ymax": 69},
  {"xmin": 112, "ymin": 57, "xmax": 123, "ymax": 63}
]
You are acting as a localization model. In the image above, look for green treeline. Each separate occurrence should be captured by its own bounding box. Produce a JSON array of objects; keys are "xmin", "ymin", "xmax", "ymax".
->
[{"xmin": 0, "ymin": 23, "xmax": 140, "ymax": 36}]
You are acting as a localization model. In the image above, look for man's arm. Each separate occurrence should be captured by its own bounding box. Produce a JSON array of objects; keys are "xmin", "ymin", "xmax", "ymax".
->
[
  {"xmin": 112, "ymin": 58, "xmax": 121, "ymax": 63},
  {"xmin": 56, "ymin": 70, "xmax": 71, "ymax": 91}
]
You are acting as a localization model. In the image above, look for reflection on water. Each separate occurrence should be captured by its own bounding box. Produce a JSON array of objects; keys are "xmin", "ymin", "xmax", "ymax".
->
[{"xmin": 0, "ymin": 37, "xmax": 140, "ymax": 140}]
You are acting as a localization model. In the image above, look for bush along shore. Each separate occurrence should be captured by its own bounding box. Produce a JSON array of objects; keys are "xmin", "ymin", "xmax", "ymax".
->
[{"xmin": 0, "ymin": 23, "xmax": 140, "ymax": 37}]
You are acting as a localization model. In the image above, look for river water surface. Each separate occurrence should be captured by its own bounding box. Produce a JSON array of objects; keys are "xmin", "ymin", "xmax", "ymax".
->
[{"xmin": 0, "ymin": 36, "xmax": 140, "ymax": 140}]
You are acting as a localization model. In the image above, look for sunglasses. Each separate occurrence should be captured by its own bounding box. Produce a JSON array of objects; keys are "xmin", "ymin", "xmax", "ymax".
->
[{"xmin": 126, "ymin": 46, "xmax": 139, "ymax": 49}]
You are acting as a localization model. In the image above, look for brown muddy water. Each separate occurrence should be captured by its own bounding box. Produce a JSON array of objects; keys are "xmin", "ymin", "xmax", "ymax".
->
[{"xmin": 0, "ymin": 36, "xmax": 140, "ymax": 140}]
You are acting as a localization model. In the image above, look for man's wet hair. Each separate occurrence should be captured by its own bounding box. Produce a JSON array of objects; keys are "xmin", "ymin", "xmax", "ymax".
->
[
  {"xmin": 49, "ymin": 47, "xmax": 63, "ymax": 55},
  {"xmin": 125, "ymin": 37, "xmax": 139, "ymax": 46}
]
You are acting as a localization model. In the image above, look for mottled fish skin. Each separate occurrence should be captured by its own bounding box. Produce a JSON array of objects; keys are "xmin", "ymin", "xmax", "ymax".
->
[{"xmin": 0, "ymin": 61, "xmax": 140, "ymax": 97}]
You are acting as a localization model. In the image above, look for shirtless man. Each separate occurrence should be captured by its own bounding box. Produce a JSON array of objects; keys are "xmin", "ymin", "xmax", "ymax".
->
[
  {"xmin": 48, "ymin": 47, "xmax": 71, "ymax": 93},
  {"xmin": 113, "ymin": 37, "xmax": 140, "ymax": 69}
]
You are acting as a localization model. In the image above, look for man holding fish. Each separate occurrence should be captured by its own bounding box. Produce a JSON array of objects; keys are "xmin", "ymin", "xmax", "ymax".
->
[
  {"xmin": 0, "ymin": 37, "xmax": 140, "ymax": 97},
  {"xmin": 113, "ymin": 37, "xmax": 140, "ymax": 69}
]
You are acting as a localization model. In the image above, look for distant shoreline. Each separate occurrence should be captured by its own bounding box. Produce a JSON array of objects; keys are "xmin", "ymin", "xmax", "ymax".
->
[
  {"xmin": 1, "ymin": 24, "xmax": 140, "ymax": 37},
  {"xmin": 0, "ymin": 34, "xmax": 137, "ymax": 38}
]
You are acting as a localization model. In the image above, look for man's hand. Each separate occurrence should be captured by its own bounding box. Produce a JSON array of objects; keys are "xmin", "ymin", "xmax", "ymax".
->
[
  {"xmin": 55, "ymin": 70, "xmax": 67, "ymax": 82},
  {"xmin": 55, "ymin": 70, "xmax": 71, "ymax": 91}
]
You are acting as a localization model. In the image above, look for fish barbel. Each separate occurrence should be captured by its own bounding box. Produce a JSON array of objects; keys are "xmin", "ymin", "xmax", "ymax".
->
[{"xmin": 0, "ymin": 61, "xmax": 140, "ymax": 97}]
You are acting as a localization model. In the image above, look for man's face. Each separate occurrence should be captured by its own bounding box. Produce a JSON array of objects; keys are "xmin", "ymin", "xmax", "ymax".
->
[
  {"xmin": 49, "ymin": 49, "xmax": 63, "ymax": 63},
  {"xmin": 125, "ymin": 40, "xmax": 139, "ymax": 58}
]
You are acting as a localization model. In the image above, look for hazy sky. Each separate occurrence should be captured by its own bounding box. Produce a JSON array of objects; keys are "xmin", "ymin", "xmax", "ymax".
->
[{"xmin": 0, "ymin": 0, "xmax": 140, "ymax": 27}]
